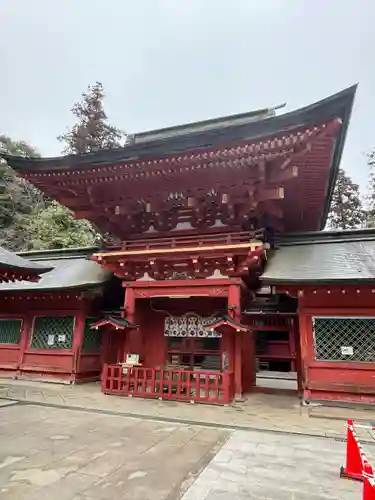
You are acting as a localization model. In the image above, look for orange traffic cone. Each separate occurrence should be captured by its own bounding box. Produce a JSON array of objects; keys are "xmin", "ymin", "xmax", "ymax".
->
[
  {"xmin": 363, "ymin": 463, "xmax": 375, "ymax": 500},
  {"xmin": 340, "ymin": 419, "xmax": 364, "ymax": 482}
]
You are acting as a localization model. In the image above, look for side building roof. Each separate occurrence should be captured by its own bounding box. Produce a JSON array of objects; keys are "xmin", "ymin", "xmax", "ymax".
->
[
  {"xmin": 0, "ymin": 246, "xmax": 53, "ymax": 277},
  {"xmin": 261, "ymin": 229, "xmax": 375, "ymax": 285},
  {"xmin": 0, "ymin": 246, "xmax": 111, "ymax": 292}
]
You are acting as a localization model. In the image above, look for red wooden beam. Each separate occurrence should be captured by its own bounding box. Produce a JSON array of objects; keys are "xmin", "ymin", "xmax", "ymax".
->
[{"xmin": 268, "ymin": 165, "xmax": 298, "ymax": 184}]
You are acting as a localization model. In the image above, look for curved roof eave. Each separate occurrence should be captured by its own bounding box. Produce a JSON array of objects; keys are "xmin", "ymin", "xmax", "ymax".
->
[
  {"xmin": 0, "ymin": 257, "xmax": 111, "ymax": 292},
  {"xmin": 1, "ymin": 85, "xmax": 357, "ymax": 174},
  {"xmin": 1, "ymin": 85, "xmax": 357, "ymax": 232},
  {"xmin": 0, "ymin": 247, "xmax": 53, "ymax": 275}
]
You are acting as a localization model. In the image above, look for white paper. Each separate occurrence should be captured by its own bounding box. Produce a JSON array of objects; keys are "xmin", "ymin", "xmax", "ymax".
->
[
  {"xmin": 47, "ymin": 334, "xmax": 55, "ymax": 346},
  {"xmin": 341, "ymin": 346, "xmax": 353, "ymax": 356},
  {"xmin": 125, "ymin": 353, "xmax": 139, "ymax": 364},
  {"xmin": 58, "ymin": 334, "xmax": 66, "ymax": 342}
]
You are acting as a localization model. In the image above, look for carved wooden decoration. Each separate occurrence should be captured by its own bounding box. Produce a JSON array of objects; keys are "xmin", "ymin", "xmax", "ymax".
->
[
  {"xmin": 20, "ymin": 118, "xmax": 342, "ymax": 238},
  {"xmin": 92, "ymin": 231, "xmax": 267, "ymax": 282}
]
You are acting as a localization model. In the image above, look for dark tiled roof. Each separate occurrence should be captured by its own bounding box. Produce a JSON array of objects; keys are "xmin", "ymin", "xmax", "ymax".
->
[
  {"xmin": 0, "ymin": 247, "xmax": 52, "ymax": 275},
  {"xmin": 0, "ymin": 246, "xmax": 110, "ymax": 292},
  {"xmin": 261, "ymin": 229, "xmax": 375, "ymax": 284},
  {"xmin": 1, "ymin": 86, "xmax": 357, "ymax": 232},
  {"xmin": 131, "ymin": 106, "xmax": 280, "ymax": 144},
  {"xmin": 2, "ymin": 86, "xmax": 356, "ymax": 171}
]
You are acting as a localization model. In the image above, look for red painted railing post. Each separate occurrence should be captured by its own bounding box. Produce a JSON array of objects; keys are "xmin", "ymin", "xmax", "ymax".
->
[
  {"xmin": 101, "ymin": 363, "xmax": 108, "ymax": 392},
  {"xmin": 222, "ymin": 372, "xmax": 229, "ymax": 404},
  {"xmin": 101, "ymin": 364, "xmax": 234, "ymax": 404}
]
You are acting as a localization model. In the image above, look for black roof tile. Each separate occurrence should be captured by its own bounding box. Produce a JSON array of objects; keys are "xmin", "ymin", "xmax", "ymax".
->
[{"xmin": 261, "ymin": 228, "xmax": 375, "ymax": 284}]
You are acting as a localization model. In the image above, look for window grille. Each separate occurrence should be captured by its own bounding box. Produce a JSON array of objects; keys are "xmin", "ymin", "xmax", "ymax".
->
[
  {"xmin": 166, "ymin": 337, "xmax": 221, "ymax": 370},
  {"xmin": 313, "ymin": 317, "xmax": 375, "ymax": 362},
  {"xmin": 31, "ymin": 316, "xmax": 74, "ymax": 349},
  {"xmin": 0, "ymin": 319, "xmax": 22, "ymax": 344},
  {"xmin": 164, "ymin": 315, "xmax": 222, "ymax": 338},
  {"xmin": 83, "ymin": 317, "xmax": 101, "ymax": 351}
]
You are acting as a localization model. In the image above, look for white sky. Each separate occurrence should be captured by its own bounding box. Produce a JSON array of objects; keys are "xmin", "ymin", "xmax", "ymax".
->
[{"xmin": 1, "ymin": 0, "xmax": 375, "ymax": 193}]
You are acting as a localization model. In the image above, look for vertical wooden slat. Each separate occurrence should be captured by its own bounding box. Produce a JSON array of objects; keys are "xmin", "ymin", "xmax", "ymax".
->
[{"xmin": 101, "ymin": 364, "xmax": 234, "ymax": 404}]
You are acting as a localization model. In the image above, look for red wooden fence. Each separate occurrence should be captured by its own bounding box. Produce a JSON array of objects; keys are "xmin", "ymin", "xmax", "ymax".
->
[{"xmin": 101, "ymin": 364, "xmax": 234, "ymax": 404}]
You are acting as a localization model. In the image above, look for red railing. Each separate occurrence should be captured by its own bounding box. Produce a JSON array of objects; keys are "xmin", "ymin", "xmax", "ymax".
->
[
  {"xmin": 110, "ymin": 230, "xmax": 265, "ymax": 252},
  {"xmin": 101, "ymin": 364, "xmax": 234, "ymax": 405}
]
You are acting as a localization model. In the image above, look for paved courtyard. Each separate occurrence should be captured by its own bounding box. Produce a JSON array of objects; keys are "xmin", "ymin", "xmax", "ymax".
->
[
  {"xmin": 0, "ymin": 399, "xmax": 368, "ymax": 500},
  {"xmin": 181, "ymin": 430, "xmax": 363, "ymax": 500},
  {"xmin": 0, "ymin": 401, "xmax": 227, "ymax": 500},
  {"xmin": 1, "ymin": 379, "xmax": 375, "ymax": 439}
]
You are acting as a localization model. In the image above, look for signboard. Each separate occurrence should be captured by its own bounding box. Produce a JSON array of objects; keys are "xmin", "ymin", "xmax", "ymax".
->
[
  {"xmin": 341, "ymin": 346, "xmax": 354, "ymax": 356},
  {"xmin": 125, "ymin": 353, "xmax": 139, "ymax": 365}
]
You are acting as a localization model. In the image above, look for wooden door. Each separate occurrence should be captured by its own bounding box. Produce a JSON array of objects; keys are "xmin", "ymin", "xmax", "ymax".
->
[{"xmin": 102, "ymin": 328, "xmax": 126, "ymax": 365}]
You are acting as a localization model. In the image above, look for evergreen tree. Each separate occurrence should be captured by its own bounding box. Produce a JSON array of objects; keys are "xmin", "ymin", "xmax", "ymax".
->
[
  {"xmin": 1, "ymin": 135, "xmax": 100, "ymax": 251},
  {"xmin": 27, "ymin": 202, "xmax": 100, "ymax": 250},
  {"xmin": 2, "ymin": 82, "xmax": 125, "ymax": 251},
  {"xmin": 58, "ymin": 82, "xmax": 125, "ymax": 154},
  {"xmin": 0, "ymin": 136, "xmax": 47, "ymax": 250},
  {"xmin": 365, "ymin": 149, "xmax": 375, "ymax": 227},
  {"xmin": 327, "ymin": 168, "xmax": 364, "ymax": 230}
]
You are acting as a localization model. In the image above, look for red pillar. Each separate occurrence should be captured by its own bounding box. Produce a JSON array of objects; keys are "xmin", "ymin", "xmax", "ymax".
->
[
  {"xmin": 228, "ymin": 284, "xmax": 243, "ymax": 399},
  {"xmin": 123, "ymin": 286, "xmax": 142, "ymax": 361},
  {"xmin": 124, "ymin": 287, "xmax": 136, "ymax": 324},
  {"xmin": 72, "ymin": 310, "xmax": 85, "ymax": 382},
  {"xmin": 99, "ymin": 326, "xmax": 110, "ymax": 378},
  {"xmin": 298, "ymin": 312, "xmax": 310, "ymax": 399},
  {"xmin": 289, "ymin": 320, "xmax": 297, "ymax": 372},
  {"xmin": 18, "ymin": 315, "xmax": 32, "ymax": 375}
]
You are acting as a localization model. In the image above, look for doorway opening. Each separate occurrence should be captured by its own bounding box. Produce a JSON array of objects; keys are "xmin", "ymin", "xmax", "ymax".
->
[{"xmin": 255, "ymin": 328, "xmax": 298, "ymax": 391}]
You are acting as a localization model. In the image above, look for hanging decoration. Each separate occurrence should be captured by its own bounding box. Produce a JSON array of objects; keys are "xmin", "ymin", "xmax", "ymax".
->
[{"xmin": 164, "ymin": 314, "xmax": 222, "ymax": 337}]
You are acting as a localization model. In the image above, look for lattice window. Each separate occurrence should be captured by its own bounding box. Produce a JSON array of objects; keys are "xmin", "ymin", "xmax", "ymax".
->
[
  {"xmin": 83, "ymin": 317, "xmax": 101, "ymax": 351},
  {"xmin": 313, "ymin": 317, "xmax": 375, "ymax": 363},
  {"xmin": 31, "ymin": 316, "xmax": 74, "ymax": 349},
  {"xmin": 164, "ymin": 315, "xmax": 222, "ymax": 338},
  {"xmin": 0, "ymin": 319, "xmax": 22, "ymax": 344}
]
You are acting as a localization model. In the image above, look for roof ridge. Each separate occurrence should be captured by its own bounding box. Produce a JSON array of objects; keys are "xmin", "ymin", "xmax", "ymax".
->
[
  {"xmin": 278, "ymin": 228, "xmax": 375, "ymax": 247},
  {"xmin": 2, "ymin": 84, "xmax": 357, "ymax": 167},
  {"xmin": 18, "ymin": 246, "xmax": 98, "ymax": 261},
  {"xmin": 131, "ymin": 105, "xmax": 284, "ymax": 144}
]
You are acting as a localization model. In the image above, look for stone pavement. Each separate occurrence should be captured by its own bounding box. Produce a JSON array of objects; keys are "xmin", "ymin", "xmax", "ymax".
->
[
  {"xmin": 0, "ymin": 401, "xmax": 369, "ymax": 500},
  {"xmin": 0, "ymin": 379, "xmax": 374, "ymax": 441},
  {"xmin": 181, "ymin": 429, "xmax": 365, "ymax": 500},
  {"xmin": 0, "ymin": 402, "xmax": 228, "ymax": 500}
]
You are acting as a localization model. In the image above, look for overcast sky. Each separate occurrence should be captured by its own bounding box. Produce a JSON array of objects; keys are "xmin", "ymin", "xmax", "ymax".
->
[{"xmin": 1, "ymin": 0, "xmax": 375, "ymax": 192}]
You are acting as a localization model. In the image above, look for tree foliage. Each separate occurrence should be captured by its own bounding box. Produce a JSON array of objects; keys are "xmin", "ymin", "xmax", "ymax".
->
[
  {"xmin": 0, "ymin": 135, "xmax": 100, "ymax": 251},
  {"xmin": 365, "ymin": 149, "xmax": 375, "ymax": 228},
  {"xmin": 57, "ymin": 82, "xmax": 125, "ymax": 154},
  {"xmin": 0, "ymin": 136, "xmax": 47, "ymax": 250},
  {"xmin": 327, "ymin": 168, "xmax": 364, "ymax": 230},
  {"xmin": 0, "ymin": 82, "xmax": 126, "ymax": 251},
  {"xmin": 27, "ymin": 202, "xmax": 99, "ymax": 250}
]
